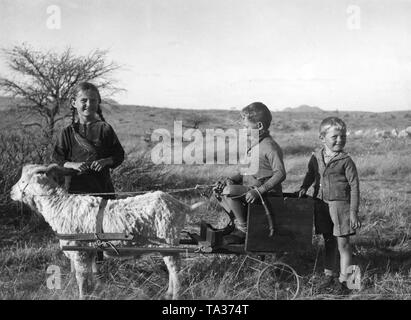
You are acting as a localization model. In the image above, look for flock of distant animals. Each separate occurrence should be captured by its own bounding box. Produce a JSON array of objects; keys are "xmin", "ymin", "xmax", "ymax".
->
[{"xmin": 348, "ymin": 126, "xmax": 411, "ymax": 139}]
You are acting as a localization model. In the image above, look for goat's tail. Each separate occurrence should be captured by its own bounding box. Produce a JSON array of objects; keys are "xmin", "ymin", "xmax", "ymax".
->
[{"xmin": 189, "ymin": 201, "xmax": 206, "ymax": 211}]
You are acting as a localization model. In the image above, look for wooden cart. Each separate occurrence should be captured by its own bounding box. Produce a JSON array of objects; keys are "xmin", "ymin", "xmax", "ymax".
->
[{"xmin": 61, "ymin": 193, "xmax": 315, "ymax": 300}]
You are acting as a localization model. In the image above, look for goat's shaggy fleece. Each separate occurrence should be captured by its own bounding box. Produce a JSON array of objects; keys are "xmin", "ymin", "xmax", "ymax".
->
[
  {"xmin": 10, "ymin": 164, "xmax": 193, "ymax": 299},
  {"xmin": 34, "ymin": 190, "xmax": 188, "ymax": 245}
]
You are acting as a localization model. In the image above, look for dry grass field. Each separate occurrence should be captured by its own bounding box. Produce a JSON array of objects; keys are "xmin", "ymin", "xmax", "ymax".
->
[{"xmin": 0, "ymin": 101, "xmax": 410, "ymax": 300}]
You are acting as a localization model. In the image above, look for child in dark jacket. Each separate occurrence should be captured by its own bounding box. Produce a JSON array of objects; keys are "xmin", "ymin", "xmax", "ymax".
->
[
  {"xmin": 299, "ymin": 117, "xmax": 361, "ymax": 294},
  {"xmin": 52, "ymin": 82, "xmax": 125, "ymax": 276},
  {"xmin": 53, "ymin": 82, "xmax": 125, "ymax": 199},
  {"xmin": 215, "ymin": 102, "xmax": 286, "ymax": 244}
]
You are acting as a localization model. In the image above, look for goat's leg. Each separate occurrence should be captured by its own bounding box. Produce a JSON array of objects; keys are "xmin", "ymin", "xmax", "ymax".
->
[
  {"xmin": 62, "ymin": 241, "xmax": 76, "ymax": 275},
  {"xmin": 72, "ymin": 254, "xmax": 93, "ymax": 299},
  {"xmin": 91, "ymin": 253, "xmax": 104, "ymax": 291},
  {"xmin": 73, "ymin": 261, "xmax": 87, "ymax": 299},
  {"xmin": 162, "ymin": 254, "xmax": 181, "ymax": 300}
]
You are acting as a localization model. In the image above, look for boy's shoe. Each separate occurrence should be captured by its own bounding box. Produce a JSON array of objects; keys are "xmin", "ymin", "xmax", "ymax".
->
[
  {"xmin": 222, "ymin": 229, "xmax": 246, "ymax": 245},
  {"xmin": 317, "ymin": 274, "xmax": 335, "ymax": 292},
  {"xmin": 334, "ymin": 281, "xmax": 352, "ymax": 296}
]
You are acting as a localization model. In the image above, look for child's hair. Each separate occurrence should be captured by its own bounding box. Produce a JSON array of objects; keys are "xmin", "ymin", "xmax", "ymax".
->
[
  {"xmin": 70, "ymin": 82, "xmax": 105, "ymax": 124},
  {"xmin": 319, "ymin": 117, "xmax": 347, "ymax": 137},
  {"xmin": 241, "ymin": 102, "xmax": 272, "ymax": 130}
]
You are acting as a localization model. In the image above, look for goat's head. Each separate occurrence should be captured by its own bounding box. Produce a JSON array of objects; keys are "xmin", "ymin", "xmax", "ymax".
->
[{"xmin": 10, "ymin": 164, "xmax": 76, "ymax": 205}]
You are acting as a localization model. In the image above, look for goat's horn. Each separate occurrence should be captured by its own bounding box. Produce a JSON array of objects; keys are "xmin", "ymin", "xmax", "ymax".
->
[
  {"xmin": 32, "ymin": 166, "xmax": 48, "ymax": 174},
  {"xmin": 46, "ymin": 164, "xmax": 60, "ymax": 171}
]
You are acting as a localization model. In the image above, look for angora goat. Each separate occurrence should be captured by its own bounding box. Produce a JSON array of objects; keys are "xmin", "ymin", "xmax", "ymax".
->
[{"xmin": 10, "ymin": 164, "xmax": 201, "ymax": 299}]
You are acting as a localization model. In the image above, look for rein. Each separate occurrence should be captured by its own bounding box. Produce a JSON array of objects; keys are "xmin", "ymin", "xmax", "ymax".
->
[
  {"xmin": 23, "ymin": 184, "xmax": 216, "ymax": 198},
  {"xmin": 224, "ymin": 186, "xmax": 275, "ymax": 237}
]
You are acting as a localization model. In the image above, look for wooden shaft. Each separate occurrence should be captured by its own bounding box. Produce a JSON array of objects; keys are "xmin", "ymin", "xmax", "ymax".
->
[{"xmin": 61, "ymin": 246, "xmax": 198, "ymax": 254}]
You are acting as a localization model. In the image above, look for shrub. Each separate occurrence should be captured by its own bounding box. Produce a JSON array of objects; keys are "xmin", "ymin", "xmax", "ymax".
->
[
  {"xmin": 0, "ymin": 129, "xmax": 54, "ymax": 225},
  {"xmin": 274, "ymin": 121, "xmax": 295, "ymax": 132},
  {"xmin": 111, "ymin": 154, "xmax": 169, "ymax": 192},
  {"xmin": 182, "ymin": 112, "xmax": 215, "ymax": 129},
  {"xmin": 299, "ymin": 122, "xmax": 311, "ymax": 131},
  {"xmin": 283, "ymin": 144, "xmax": 314, "ymax": 156}
]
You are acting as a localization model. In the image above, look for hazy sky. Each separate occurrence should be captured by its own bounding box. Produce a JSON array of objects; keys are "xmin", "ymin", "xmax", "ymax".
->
[{"xmin": 1, "ymin": 0, "xmax": 411, "ymax": 111}]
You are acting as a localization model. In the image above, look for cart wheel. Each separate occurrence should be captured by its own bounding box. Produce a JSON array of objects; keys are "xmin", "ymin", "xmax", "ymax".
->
[{"xmin": 257, "ymin": 262, "xmax": 300, "ymax": 300}]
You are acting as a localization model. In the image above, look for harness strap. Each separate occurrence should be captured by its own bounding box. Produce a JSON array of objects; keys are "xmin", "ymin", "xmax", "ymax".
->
[
  {"xmin": 96, "ymin": 199, "xmax": 108, "ymax": 234},
  {"xmin": 56, "ymin": 199, "xmax": 135, "ymax": 242}
]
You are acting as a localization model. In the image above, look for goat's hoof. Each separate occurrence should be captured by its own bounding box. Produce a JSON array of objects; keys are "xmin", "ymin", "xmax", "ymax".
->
[
  {"xmin": 163, "ymin": 292, "xmax": 173, "ymax": 300},
  {"xmin": 93, "ymin": 280, "xmax": 104, "ymax": 294}
]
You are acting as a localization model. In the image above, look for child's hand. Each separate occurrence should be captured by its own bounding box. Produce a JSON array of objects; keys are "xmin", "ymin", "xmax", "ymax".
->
[
  {"xmin": 245, "ymin": 190, "xmax": 259, "ymax": 203},
  {"xmin": 64, "ymin": 162, "xmax": 89, "ymax": 172},
  {"xmin": 213, "ymin": 180, "xmax": 226, "ymax": 194},
  {"xmin": 350, "ymin": 212, "xmax": 362, "ymax": 230},
  {"xmin": 298, "ymin": 188, "xmax": 307, "ymax": 198},
  {"xmin": 90, "ymin": 159, "xmax": 112, "ymax": 172},
  {"xmin": 225, "ymin": 178, "xmax": 235, "ymax": 185}
]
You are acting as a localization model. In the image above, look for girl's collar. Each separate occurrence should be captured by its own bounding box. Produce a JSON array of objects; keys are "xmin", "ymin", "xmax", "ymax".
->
[{"xmin": 76, "ymin": 119, "xmax": 100, "ymax": 126}]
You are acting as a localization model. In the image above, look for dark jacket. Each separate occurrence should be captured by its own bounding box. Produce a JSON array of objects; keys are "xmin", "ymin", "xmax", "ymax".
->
[
  {"xmin": 52, "ymin": 121, "xmax": 125, "ymax": 198},
  {"xmin": 301, "ymin": 148, "xmax": 360, "ymax": 214}
]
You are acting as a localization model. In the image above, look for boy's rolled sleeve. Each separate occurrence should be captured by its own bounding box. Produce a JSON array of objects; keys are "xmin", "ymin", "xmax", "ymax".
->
[
  {"xmin": 345, "ymin": 158, "xmax": 360, "ymax": 214},
  {"xmin": 256, "ymin": 149, "xmax": 286, "ymax": 194}
]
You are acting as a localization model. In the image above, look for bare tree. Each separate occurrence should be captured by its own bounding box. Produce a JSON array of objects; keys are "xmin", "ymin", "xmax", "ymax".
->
[
  {"xmin": 183, "ymin": 111, "xmax": 214, "ymax": 129},
  {"xmin": 0, "ymin": 44, "xmax": 122, "ymax": 137}
]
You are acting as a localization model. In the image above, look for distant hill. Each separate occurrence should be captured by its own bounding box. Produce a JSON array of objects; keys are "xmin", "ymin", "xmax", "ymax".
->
[
  {"xmin": 282, "ymin": 105, "xmax": 324, "ymax": 113},
  {"xmin": 1, "ymin": 96, "xmax": 411, "ymax": 135}
]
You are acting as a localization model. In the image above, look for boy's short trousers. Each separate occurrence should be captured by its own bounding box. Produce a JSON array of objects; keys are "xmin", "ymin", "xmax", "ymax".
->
[
  {"xmin": 314, "ymin": 199, "xmax": 355, "ymax": 237},
  {"xmin": 314, "ymin": 199, "xmax": 333, "ymax": 235}
]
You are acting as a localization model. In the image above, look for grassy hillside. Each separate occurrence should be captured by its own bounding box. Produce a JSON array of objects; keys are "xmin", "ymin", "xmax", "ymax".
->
[{"xmin": 0, "ymin": 102, "xmax": 410, "ymax": 300}]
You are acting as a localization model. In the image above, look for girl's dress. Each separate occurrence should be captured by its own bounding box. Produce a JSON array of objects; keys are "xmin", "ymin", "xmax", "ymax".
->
[{"xmin": 53, "ymin": 120, "xmax": 125, "ymax": 199}]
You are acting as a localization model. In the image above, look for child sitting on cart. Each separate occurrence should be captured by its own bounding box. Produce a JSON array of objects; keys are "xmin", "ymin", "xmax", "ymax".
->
[
  {"xmin": 298, "ymin": 117, "xmax": 361, "ymax": 294},
  {"xmin": 214, "ymin": 102, "xmax": 286, "ymax": 244}
]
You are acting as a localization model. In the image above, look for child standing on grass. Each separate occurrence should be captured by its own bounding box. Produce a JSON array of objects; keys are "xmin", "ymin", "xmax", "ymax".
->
[
  {"xmin": 52, "ymin": 82, "xmax": 125, "ymax": 199},
  {"xmin": 214, "ymin": 102, "xmax": 286, "ymax": 244},
  {"xmin": 298, "ymin": 117, "xmax": 361, "ymax": 294},
  {"xmin": 52, "ymin": 82, "xmax": 125, "ymax": 276}
]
